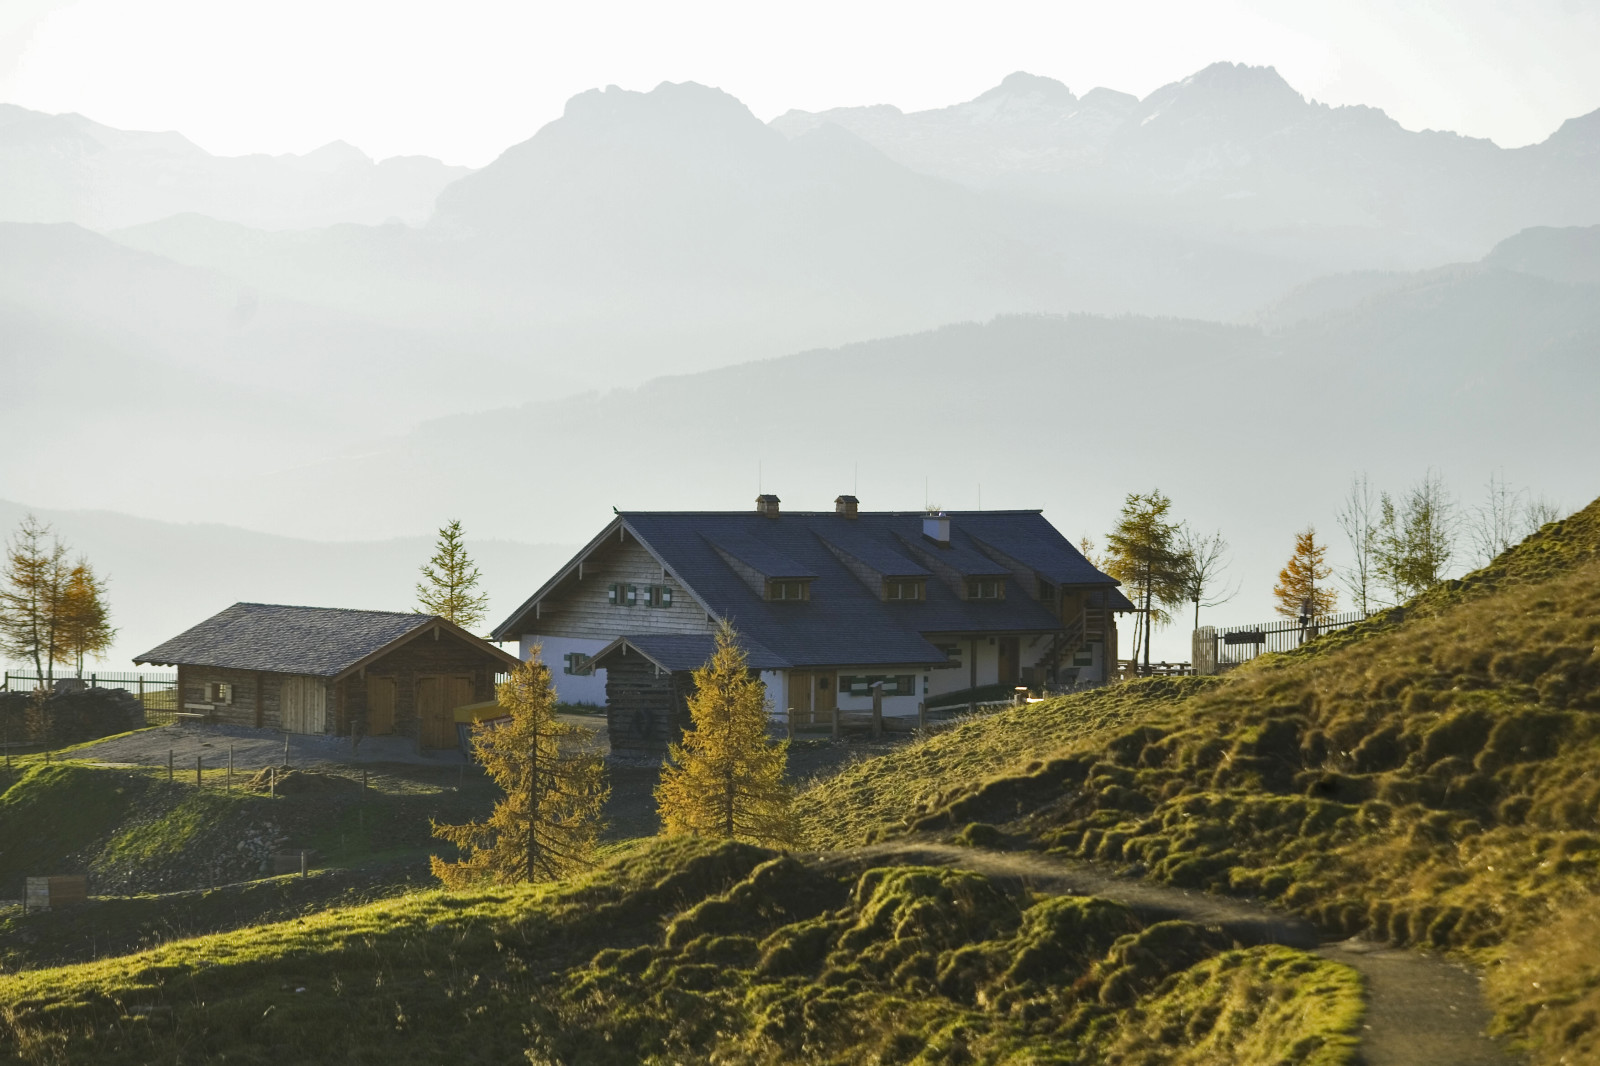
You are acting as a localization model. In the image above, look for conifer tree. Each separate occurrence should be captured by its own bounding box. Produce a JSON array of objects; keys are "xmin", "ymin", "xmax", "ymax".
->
[
  {"xmin": 655, "ymin": 624, "xmax": 795, "ymax": 846},
  {"xmin": 1272, "ymin": 527, "xmax": 1337, "ymax": 620},
  {"xmin": 1374, "ymin": 473, "xmax": 1457, "ymax": 603},
  {"xmin": 416, "ymin": 519, "xmax": 489, "ymax": 630},
  {"xmin": 57, "ymin": 559, "xmax": 115, "ymax": 678},
  {"xmin": 0, "ymin": 515, "xmax": 72, "ymax": 684},
  {"xmin": 430, "ymin": 653, "xmax": 608, "ymax": 886},
  {"xmin": 1104, "ymin": 491, "xmax": 1187, "ymax": 673}
]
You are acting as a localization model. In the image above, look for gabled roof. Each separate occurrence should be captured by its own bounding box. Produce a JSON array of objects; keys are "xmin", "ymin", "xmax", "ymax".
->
[
  {"xmin": 136, "ymin": 603, "xmax": 519, "ymax": 679},
  {"xmin": 493, "ymin": 509, "xmax": 1127, "ymax": 669},
  {"xmin": 591, "ymin": 633, "xmax": 787, "ymax": 673}
]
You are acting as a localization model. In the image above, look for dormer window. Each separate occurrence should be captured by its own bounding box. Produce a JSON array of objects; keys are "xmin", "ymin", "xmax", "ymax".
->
[
  {"xmin": 1037, "ymin": 579, "xmax": 1056, "ymax": 604},
  {"xmin": 966, "ymin": 578, "xmax": 1004, "ymax": 600},
  {"xmin": 883, "ymin": 579, "xmax": 925, "ymax": 601},
  {"xmin": 767, "ymin": 579, "xmax": 810, "ymax": 601}
]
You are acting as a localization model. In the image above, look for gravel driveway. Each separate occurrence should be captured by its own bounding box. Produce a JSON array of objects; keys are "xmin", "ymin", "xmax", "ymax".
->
[{"xmin": 73, "ymin": 718, "xmax": 603, "ymax": 772}]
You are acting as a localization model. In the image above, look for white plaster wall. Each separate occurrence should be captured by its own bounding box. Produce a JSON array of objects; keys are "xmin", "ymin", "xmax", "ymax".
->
[
  {"xmin": 835, "ymin": 690, "xmax": 923, "ymax": 717},
  {"xmin": 833, "ymin": 665, "xmax": 931, "ymax": 718},
  {"xmin": 522, "ymin": 634, "xmax": 609, "ymax": 705},
  {"xmin": 759, "ymin": 669, "xmax": 785, "ymax": 717}
]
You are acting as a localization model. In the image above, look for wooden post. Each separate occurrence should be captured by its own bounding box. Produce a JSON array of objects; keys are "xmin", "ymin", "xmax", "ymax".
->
[
  {"xmin": 918, "ymin": 700, "xmax": 926, "ymax": 733},
  {"xmin": 786, "ymin": 707, "xmax": 794, "ymax": 740},
  {"xmin": 228, "ymin": 746, "xmax": 234, "ymax": 793},
  {"xmin": 168, "ymin": 748, "xmax": 174, "ymax": 783},
  {"xmin": 300, "ymin": 850, "xmax": 307, "ymax": 879},
  {"xmin": 270, "ymin": 766, "xmax": 276, "ymax": 799},
  {"xmin": 871, "ymin": 682, "xmax": 883, "ymax": 739},
  {"xmin": 196, "ymin": 754, "xmax": 202, "ymax": 789},
  {"xmin": 831, "ymin": 703, "xmax": 840, "ymax": 741},
  {"xmin": 283, "ymin": 734, "xmax": 290, "ymax": 769},
  {"xmin": 969, "ymin": 638, "xmax": 978, "ymax": 716}
]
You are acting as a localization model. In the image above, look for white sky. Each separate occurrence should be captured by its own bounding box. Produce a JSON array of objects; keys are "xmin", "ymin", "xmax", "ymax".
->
[{"xmin": 3, "ymin": 0, "xmax": 1598, "ymax": 166}]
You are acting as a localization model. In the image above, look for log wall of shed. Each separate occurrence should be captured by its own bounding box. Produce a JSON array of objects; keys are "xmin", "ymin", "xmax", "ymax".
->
[
  {"xmin": 341, "ymin": 629, "xmax": 502, "ymax": 742},
  {"xmin": 180, "ymin": 667, "xmax": 287, "ymax": 731},
  {"xmin": 604, "ymin": 655, "xmax": 694, "ymax": 759}
]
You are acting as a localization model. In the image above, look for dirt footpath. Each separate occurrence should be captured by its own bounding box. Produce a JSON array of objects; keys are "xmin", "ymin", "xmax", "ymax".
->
[{"xmin": 851, "ymin": 842, "xmax": 1523, "ymax": 1066}]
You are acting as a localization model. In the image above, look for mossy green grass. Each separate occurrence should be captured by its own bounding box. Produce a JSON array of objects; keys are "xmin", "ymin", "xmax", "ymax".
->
[
  {"xmin": 0, "ymin": 838, "xmax": 1361, "ymax": 1065},
  {"xmin": 800, "ymin": 497, "xmax": 1600, "ymax": 1065}
]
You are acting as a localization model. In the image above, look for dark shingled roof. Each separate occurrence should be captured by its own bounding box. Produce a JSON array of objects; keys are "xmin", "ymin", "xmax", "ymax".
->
[
  {"xmin": 592, "ymin": 633, "xmax": 787, "ymax": 673},
  {"xmin": 706, "ymin": 533, "xmax": 818, "ymax": 578},
  {"xmin": 136, "ymin": 603, "xmax": 443, "ymax": 676},
  {"xmin": 495, "ymin": 510, "xmax": 1129, "ymax": 669}
]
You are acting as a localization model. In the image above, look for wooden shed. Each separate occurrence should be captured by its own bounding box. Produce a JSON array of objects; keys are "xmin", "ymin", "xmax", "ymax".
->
[
  {"xmin": 135, "ymin": 603, "xmax": 520, "ymax": 748},
  {"xmin": 588, "ymin": 633, "xmax": 786, "ymax": 759}
]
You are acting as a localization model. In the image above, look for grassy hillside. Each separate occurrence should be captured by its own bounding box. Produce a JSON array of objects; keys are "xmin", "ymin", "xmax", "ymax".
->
[
  {"xmin": 0, "ymin": 836, "xmax": 1360, "ymax": 1065},
  {"xmin": 802, "ymin": 497, "xmax": 1600, "ymax": 1065},
  {"xmin": 0, "ymin": 759, "xmax": 499, "ymax": 900}
]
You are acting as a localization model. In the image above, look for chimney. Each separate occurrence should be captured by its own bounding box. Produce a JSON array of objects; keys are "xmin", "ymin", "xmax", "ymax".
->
[
  {"xmin": 922, "ymin": 511, "xmax": 950, "ymax": 546},
  {"xmin": 835, "ymin": 495, "xmax": 859, "ymax": 519},
  {"xmin": 756, "ymin": 494, "xmax": 781, "ymax": 519}
]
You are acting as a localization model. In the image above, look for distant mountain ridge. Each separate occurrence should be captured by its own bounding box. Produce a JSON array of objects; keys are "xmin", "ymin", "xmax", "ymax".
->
[
  {"xmin": 0, "ymin": 104, "xmax": 470, "ymax": 230},
  {"xmin": 772, "ymin": 62, "xmax": 1600, "ymax": 260}
]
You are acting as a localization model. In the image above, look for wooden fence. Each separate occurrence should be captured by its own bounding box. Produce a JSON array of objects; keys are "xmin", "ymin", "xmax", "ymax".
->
[
  {"xmin": 1192, "ymin": 611, "xmax": 1371, "ymax": 675},
  {"xmin": 2, "ymin": 670, "xmax": 179, "ymax": 724}
]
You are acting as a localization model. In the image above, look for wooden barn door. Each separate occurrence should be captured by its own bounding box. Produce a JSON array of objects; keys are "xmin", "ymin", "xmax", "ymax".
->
[
  {"xmin": 813, "ymin": 673, "xmax": 837, "ymax": 724},
  {"xmin": 788, "ymin": 672, "xmax": 811, "ymax": 725},
  {"xmin": 281, "ymin": 676, "xmax": 327, "ymax": 734},
  {"xmin": 417, "ymin": 675, "xmax": 472, "ymax": 749},
  {"xmin": 998, "ymin": 638, "xmax": 1020, "ymax": 687},
  {"xmin": 366, "ymin": 677, "xmax": 396, "ymax": 735}
]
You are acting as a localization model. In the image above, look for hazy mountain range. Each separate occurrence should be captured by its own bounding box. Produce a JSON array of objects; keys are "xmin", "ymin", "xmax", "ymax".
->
[
  {"xmin": 0, "ymin": 103, "xmax": 469, "ymax": 230},
  {"xmin": 774, "ymin": 64, "xmax": 1600, "ymax": 261},
  {"xmin": 2, "ymin": 63, "xmax": 1598, "ymax": 666},
  {"xmin": 0, "ymin": 498, "xmax": 572, "ymax": 679}
]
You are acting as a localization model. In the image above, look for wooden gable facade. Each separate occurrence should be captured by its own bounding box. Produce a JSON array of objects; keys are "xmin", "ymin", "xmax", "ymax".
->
[{"xmin": 138, "ymin": 604, "xmax": 520, "ymax": 748}]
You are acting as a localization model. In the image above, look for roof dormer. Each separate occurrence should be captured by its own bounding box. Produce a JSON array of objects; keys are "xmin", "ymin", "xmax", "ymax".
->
[{"xmin": 708, "ymin": 534, "xmax": 816, "ymax": 601}]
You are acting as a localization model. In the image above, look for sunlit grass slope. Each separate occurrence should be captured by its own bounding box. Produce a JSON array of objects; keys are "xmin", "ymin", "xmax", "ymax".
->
[
  {"xmin": 0, "ymin": 837, "xmax": 1360, "ymax": 1066},
  {"xmin": 802, "ymin": 497, "xmax": 1600, "ymax": 1065},
  {"xmin": 797, "ymin": 678, "xmax": 1212, "ymax": 850}
]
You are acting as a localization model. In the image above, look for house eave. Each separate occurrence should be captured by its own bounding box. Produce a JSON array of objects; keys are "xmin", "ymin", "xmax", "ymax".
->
[{"xmin": 491, "ymin": 517, "xmax": 722, "ymax": 641}]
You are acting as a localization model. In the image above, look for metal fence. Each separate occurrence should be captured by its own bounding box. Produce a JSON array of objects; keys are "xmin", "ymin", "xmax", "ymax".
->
[
  {"xmin": 1192, "ymin": 610, "xmax": 1371, "ymax": 675},
  {"xmin": 2, "ymin": 670, "xmax": 180, "ymax": 723}
]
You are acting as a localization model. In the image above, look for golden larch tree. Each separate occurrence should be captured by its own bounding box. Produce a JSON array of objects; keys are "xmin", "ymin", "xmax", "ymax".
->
[
  {"xmin": 57, "ymin": 559, "xmax": 115, "ymax": 678},
  {"xmin": 430, "ymin": 652, "xmax": 608, "ymax": 887},
  {"xmin": 655, "ymin": 624, "xmax": 795, "ymax": 846},
  {"xmin": 1104, "ymin": 491, "xmax": 1188, "ymax": 671},
  {"xmin": 1273, "ymin": 527, "xmax": 1338, "ymax": 619}
]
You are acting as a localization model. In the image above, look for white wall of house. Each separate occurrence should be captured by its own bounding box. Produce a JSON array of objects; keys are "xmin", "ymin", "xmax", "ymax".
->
[
  {"xmin": 759, "ymin": 669, "xmax": 785, "ymax": 717},
  {"xmin": 831, "ymin": 665, "xmax": 934, "ymax": 717},
  {"xmin": 923, "ymin": 637, "xmax": 1001, "ymax": 698},
  {"xmin": 521, "ymin": 634, "xmax": 609, "ymax": 705}
]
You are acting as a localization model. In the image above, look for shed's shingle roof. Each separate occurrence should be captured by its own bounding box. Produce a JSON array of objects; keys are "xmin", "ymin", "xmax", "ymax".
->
[
  {"xmin": 135, "ymin": 603, "xmax": 441, "ymax": 677},
  {"xmin": 495, "ymin": 510, "xmax": 1126, "ymax": 669},
  {"xmin": 593, "ymin": 633, "xmax": 787, "ymax": 673}
]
